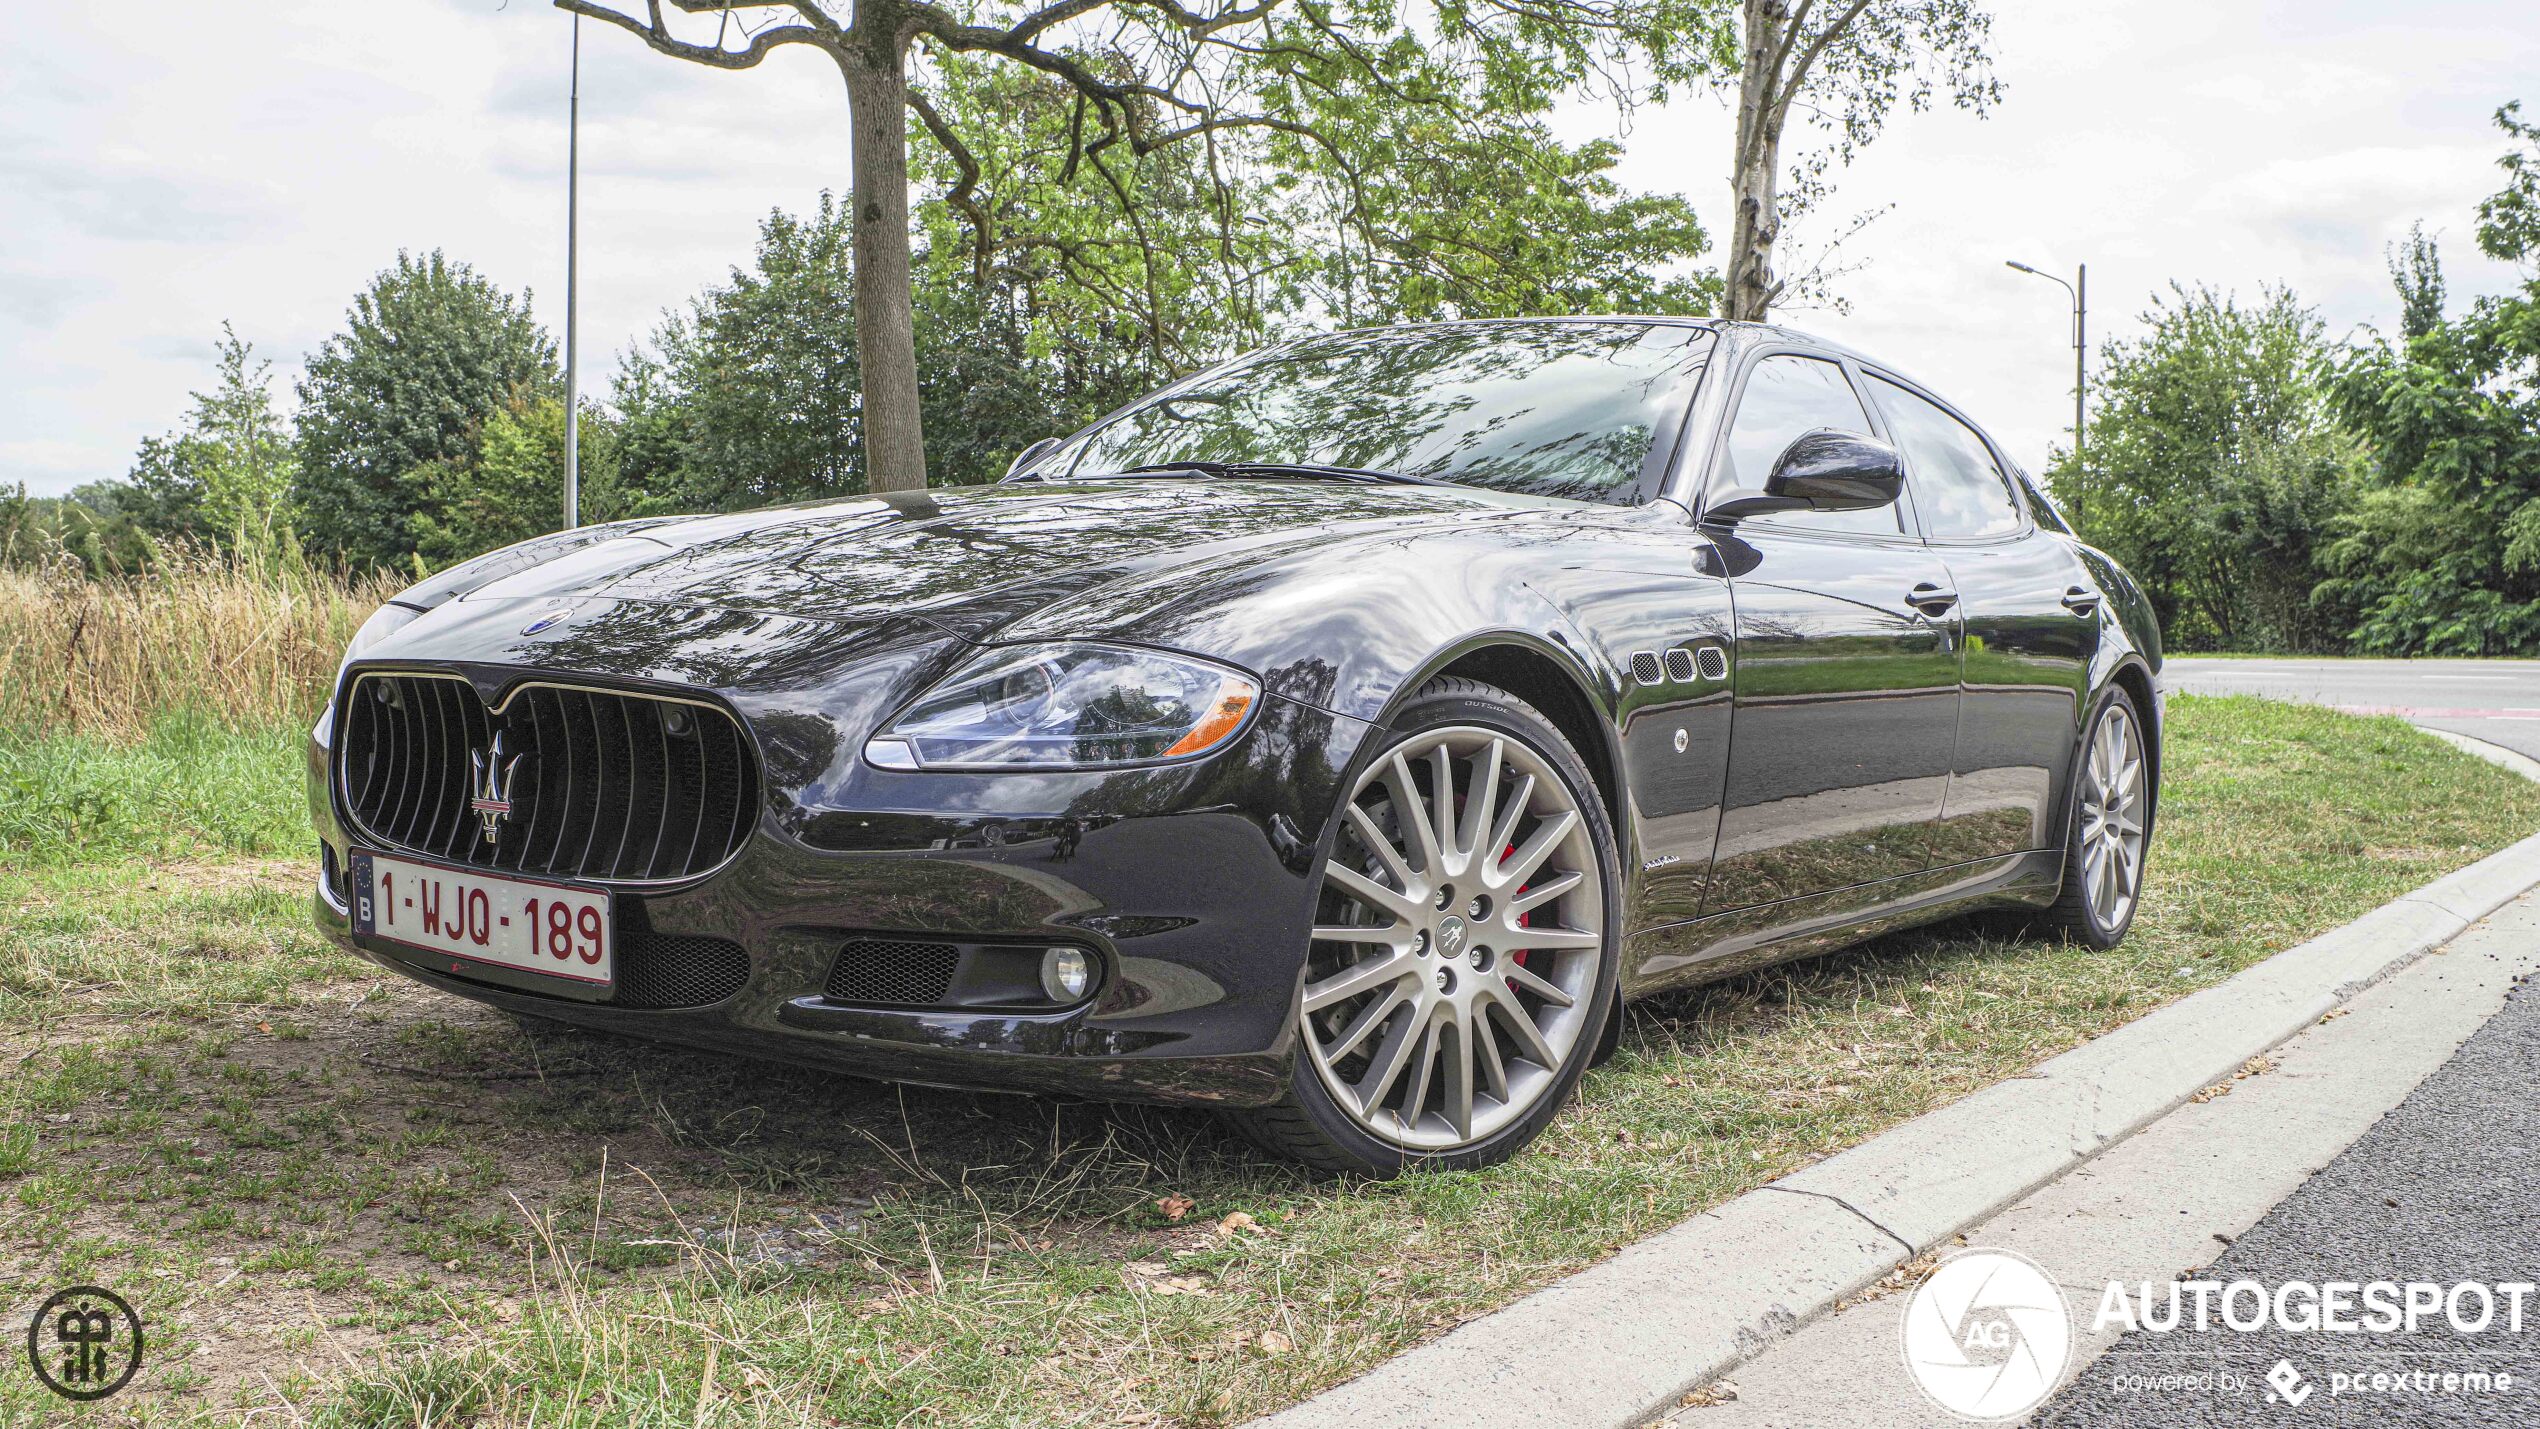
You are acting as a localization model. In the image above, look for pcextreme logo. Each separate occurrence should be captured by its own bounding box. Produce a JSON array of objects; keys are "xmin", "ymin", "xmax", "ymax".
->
[{"xmin": 1900, "ymin": 1248, "xmax": 2074, "ymax": 1421}]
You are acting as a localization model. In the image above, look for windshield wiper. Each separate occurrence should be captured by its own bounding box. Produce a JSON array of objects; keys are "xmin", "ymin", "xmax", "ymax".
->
[{"xmin": 1108, "ymin": 460, "xmax": 1451, "ymax": 487}]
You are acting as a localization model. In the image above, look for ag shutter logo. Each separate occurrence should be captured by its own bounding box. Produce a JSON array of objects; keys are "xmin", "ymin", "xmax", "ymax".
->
[
  {"xmin": 26, "ymin": 1285, "xmax": 143, "ymax": 1402},
  {"xmin": 1901, "ymin": 1248, "xmax": 2073, "ymax": 1421}
]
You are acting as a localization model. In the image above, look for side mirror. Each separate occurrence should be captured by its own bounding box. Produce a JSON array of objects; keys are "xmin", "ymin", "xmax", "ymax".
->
[
  {"xmin": 1704, "ymin": 429, "xmax": 1906, "ymax": 522},
  {"xmin": 1004, "ymin": 436, "xmax": 1062, "ymax": 481}
]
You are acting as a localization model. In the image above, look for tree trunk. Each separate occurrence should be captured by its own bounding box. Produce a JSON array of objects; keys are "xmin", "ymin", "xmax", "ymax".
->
[
  {"xmin": 1724, "ymin": 0, "xmax": 1786, "ymax": 323},
  {"xmin": 839, "ymin": 33, "xmax": 929, "ymax": 494}
]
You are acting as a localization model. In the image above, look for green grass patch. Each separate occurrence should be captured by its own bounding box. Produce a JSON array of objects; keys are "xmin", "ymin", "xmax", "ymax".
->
[
  {"xmin": 1, "ymin": 695, "xmax": 2534, "ymax": 1425},
  {"xmin": 0, "ymin": 713, "xmax": 310, "ymax": 869}
]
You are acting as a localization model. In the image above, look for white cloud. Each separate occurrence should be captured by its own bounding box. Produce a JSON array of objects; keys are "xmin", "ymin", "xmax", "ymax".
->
[{"xmin": 0, "ymin": 0, "xmax": 2532, "ymax": 495}]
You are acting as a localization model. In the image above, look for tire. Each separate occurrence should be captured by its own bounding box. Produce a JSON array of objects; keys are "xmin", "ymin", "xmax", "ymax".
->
[
  {"xmin": 1228, "ymin": 676, "xmax": 1623, "ymax": 1176},
  {"xmin": 2040, "ymin": 685, "xmax": 2152, "ymax": 949}
]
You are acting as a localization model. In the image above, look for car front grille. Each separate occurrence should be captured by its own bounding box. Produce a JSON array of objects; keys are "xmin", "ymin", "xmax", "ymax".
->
[{"xmin": 338, "ymin": 672, "xmax": 758, "ymax": 884}]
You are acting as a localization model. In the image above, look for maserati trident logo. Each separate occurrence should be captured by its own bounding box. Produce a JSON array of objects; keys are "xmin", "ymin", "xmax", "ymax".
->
[
  {"xmin": 1436, "ymin": 916, "xmax": 1469, "ymax": 958},
  {"xmin": 520, "ymin": 603, "xmax": 576, "ymax": 637},
  {"xmin": 469, "ymin": 734, "xmax": 523, "ymax": 844}
]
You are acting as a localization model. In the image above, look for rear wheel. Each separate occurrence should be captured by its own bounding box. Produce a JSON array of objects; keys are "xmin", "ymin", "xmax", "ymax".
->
[
  {"xmin": 2042, "ymin": 687, "xmax": 2151, "ymax": 948},
  {"xmin": 1230, "ymin": 677, "xmax": 1620, "ymax": 1176}
]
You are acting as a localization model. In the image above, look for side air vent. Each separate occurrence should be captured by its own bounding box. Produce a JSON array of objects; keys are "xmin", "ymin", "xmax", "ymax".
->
[
  {"xmin": 1664, "ymin": 649, "xmax": 1698, "ymax": 683},
  {"xmin": 825, "ymin": 938, "xmax": 961, "ymax": 1006},
  {"xmin": 1630, "ymin": 651, "xmax": 1665, "ymax": 687},
  {"xmin": 1697, "ymin": 646, "xmax": 1730, "ymax": 681}
]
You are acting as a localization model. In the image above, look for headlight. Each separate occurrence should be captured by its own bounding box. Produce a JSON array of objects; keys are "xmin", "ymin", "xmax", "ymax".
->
[
  {"xmin": 865, "ymin": 643, "xmax": 1260, "ymax": 771},
  {"xmin": 338, "ymin": 602, "xmax": 423, "ymax": 679}
]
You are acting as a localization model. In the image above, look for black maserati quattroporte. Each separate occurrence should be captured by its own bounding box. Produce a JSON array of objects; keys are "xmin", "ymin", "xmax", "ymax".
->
[{"xmin": 312, "ymin": 318, "xmax": 2161, "ymax": 1174}]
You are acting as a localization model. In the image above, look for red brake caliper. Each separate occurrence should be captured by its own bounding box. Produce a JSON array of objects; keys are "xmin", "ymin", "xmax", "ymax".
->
[{"xmin": 1505, "ymin": 841, "xmax": 1533, "ymax": 988}]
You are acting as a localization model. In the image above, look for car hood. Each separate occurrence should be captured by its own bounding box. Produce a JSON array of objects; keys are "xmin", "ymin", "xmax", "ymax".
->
[{"xmin": 447, "ymin": 478, "xmax": 1536, "ymax": 636}]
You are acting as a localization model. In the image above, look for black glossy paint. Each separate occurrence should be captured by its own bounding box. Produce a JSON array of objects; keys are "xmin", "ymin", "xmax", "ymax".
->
[{"xmin": 310, "ymin": 317, "xmax": 2164, "ymax": 1108}]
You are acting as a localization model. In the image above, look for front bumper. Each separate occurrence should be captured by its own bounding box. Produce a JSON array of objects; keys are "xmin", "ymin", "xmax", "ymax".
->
[{"xmin": 310, "ymin": 649, "xmax": 1375, "ymax": 1109}]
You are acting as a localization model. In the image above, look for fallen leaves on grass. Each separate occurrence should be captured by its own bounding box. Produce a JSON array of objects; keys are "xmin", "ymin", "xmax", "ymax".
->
[
  {"xmin": 1123, "ymin": 1261, "xmax": 1215, "ymax": 1297},
  {"xmin": 1156, "ymin": 1194, "xmax": 1195, "ymax": 1222}
]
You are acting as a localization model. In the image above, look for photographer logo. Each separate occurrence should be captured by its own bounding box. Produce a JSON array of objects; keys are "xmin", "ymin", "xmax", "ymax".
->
[
  {"xmin": 26, "ymin": 1285, "xmax": 142, "ymax": 1402},
  {"xmin": 1901, "ymin": 1249, "xmax": 2072, "ymax": 1421}
]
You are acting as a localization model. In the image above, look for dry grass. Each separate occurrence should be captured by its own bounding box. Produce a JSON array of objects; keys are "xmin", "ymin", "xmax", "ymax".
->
[{"xmin": 0, "ymin": 557, "xmax": 397, "ymax": 739}]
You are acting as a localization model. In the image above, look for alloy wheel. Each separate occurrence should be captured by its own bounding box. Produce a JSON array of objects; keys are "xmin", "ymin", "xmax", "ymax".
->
[
  {"xmin": 2078, "ymin": 702, "xmax": 2147, "ymax": 929},
  {"xmin": 1301, "ymin": 725, "xmax": 1605, "ymax": 1151}
]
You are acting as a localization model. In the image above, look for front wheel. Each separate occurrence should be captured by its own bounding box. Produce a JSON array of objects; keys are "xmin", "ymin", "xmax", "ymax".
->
[
  {"xmin": 2042, "ymin": 687, "xmax": 2152, "ymax": 948},
  {"xmin": 1228, "ymin": 677, "xmax": 1620, "ymax": 1176}
]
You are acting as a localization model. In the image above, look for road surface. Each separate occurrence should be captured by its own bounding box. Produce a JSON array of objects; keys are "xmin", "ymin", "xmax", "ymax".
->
[
  {"xmin": 2166, "ymin": 657, "xmax": 2540, "ymax": 762},
  {"xmin": 2040, "ymin": 969, "xmax": 2540, "ymax": 1427}
]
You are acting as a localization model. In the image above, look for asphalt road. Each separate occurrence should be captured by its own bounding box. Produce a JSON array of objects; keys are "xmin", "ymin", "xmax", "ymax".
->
[
  {"xmin": 2167, "ymin": 657, "xmax": 2540, "ymax": 762},
  {"xmin": 2038, "ymin": 972, "xmax": 2540, "ymax": 1427}
]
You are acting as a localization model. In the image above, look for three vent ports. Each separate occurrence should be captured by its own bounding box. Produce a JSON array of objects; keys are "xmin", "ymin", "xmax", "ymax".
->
[{"xmin": 1632, "ymin": 644, "xmax": 1729, "ymax": 687}]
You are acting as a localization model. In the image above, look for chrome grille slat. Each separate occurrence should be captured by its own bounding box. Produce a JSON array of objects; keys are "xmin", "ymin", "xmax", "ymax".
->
[
  {"xmin": 337, "ymin": 673, "xmax": 756, "ymax": 886},
  {"xmin": 681, "ymin": 717, "xmax": 710, "ymax": 876}
]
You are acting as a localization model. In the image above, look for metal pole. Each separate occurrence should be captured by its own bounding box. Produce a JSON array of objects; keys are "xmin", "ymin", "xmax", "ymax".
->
[
  {"xmin": 2004, "ymin": 259, "xmax": 2087, "ymax": 535},
  {"xmin": 2073, "ymin": 262, "xmax": 2087, "ymax": 536},
  {"xmin": 562, "ymin": 12, "xmax": 582, "ymax": 531}
]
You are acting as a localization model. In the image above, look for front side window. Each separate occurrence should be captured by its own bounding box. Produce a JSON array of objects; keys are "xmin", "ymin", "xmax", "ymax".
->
[
  {"xmin": 1058, "ymin": 322, "xmax": 1712, "ymax": 503},
  {"xmin": 1717, "ymin": 353, "xmax": 1901, "ymax": 535},
  {"xmin": 1868, "ymin": 375, "xmax": 2024, "ymax": 539}
]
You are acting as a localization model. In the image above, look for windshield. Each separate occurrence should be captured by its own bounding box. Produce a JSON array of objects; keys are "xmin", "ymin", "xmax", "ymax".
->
[{"xmin": 1056, "ymin": 321, "xmax": 1713, "ymax": 503}]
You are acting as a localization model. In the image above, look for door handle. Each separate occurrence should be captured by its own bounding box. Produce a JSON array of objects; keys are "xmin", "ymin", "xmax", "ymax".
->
[
  {"xmin": 2061, "ymin": 585, "xmax": 2103, "ymax": 617},
  {"xmin": 1906, "ymin": 582, "xmax": 1959, "ymax": 617}
]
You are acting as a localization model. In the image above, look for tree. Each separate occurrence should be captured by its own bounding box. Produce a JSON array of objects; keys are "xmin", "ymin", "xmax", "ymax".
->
[
  {"xmin": 409, "ymin": 395, "xmax": 629, "ymax": 565},
  {"xmin": 67, "ymin": 323, "xmax": 299, "ymax": 560},
  {"xmin": 559, "ymin": 0, "xmax": 1709, "ymax": 492},
  {"xmin": 2049, "ymin": 283, "xmax": 2361, "ymax": 652},
  {"xmin": 1720, "ymin": 0, "xmax": 1999, "ymax": 321},
  {"xmin": 294, "ymin": 251, "xmax": 558, "ymax": 568},
  {"xmin": 2319, "ymin": 104, "xmax": 2540, "ymax": 655}
]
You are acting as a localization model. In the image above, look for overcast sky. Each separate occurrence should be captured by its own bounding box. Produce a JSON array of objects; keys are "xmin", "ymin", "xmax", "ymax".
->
[{"xmin": 3, "ymin": 1, "xmax": 2533, "ymax": 498}]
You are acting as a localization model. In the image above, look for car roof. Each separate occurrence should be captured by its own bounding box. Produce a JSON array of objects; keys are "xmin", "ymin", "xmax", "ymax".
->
[
  {"xmin": 1314, "ymin": 317, "xmax": 1955, "ymax": 412},
  {"xmin": 1315, "ymin": 315, "xmax": 1899, "ymax": 374}
]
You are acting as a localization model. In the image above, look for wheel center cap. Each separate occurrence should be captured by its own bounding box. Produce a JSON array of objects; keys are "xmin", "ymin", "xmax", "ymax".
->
[{"xmin": 1436, "ymin": 916, "xmax": 1469, "ymax": 959}]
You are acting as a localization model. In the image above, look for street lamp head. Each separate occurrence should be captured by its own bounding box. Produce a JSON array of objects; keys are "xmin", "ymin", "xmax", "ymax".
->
[{"xmin": 2005, "ymin": 260, "xmax": 2040, "ymax": 275}]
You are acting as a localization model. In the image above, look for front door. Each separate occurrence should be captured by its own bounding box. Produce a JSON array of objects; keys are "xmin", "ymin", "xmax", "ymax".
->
[{"xmin": 1699, "ymin": 352, "xmax": 1963, "ymax": 913}]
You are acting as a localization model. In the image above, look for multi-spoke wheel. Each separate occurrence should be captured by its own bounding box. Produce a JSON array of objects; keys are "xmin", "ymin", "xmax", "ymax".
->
[
  {"xmin": 2044, "ymin": 687, "xmax": 2152, "ymax": 948},
  {"xmin": 1232, "ymin": 677, "xmax": 1618, "ymax": 1175}
]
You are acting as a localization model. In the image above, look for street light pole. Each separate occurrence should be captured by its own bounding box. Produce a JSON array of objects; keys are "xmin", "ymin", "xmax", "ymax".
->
[
  {"xmin": 2006, "ymin": 259, "xmax": 2086, "ymax": 534},
  {"xmin": 562, "ymin": 12, "xmax": 582, "ymax": 531}
]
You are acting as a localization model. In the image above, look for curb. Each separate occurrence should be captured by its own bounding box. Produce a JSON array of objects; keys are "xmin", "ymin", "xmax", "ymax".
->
[{"xmin": 1255, "ymin": 732, "xmax": 2540, "ymax": 1429}]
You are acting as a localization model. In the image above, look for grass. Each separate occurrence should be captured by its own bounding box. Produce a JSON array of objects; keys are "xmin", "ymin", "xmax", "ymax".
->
[
  {"xmin": 0, "ymin": 715, "xmax": 312, "ymax": 869},
  {"xmin": 2, "ymin": 694, "xmax": 2536, "ymax": 1427},
  {"xmin": 0, "ymin": 559, "xmax": 394, "ymax": 739}
]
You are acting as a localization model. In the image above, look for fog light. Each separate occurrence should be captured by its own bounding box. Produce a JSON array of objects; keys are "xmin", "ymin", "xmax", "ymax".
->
[{"xmin": 1040, "ymin": 946, "xmax": 1093, "ymax": 1003}]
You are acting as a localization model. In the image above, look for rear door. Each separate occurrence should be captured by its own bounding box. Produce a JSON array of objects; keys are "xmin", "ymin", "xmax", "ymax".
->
[
  {"xmin": 1861, "ymin": 370, "xmax": 2098, "ymax": 866},
  {"xmin": 1701, "ymin": 352, "xmax": 1964, "ymax": 914}
]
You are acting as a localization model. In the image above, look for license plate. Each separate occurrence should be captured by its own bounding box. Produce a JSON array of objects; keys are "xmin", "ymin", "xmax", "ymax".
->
[{"xmin": 349, "ymin": 849, "xmax": 612, "ymax": 986}]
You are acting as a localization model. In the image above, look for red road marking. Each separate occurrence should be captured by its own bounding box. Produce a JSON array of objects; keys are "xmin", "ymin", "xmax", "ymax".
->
[{"xmin": 2329, "ymin": 705, "xmax": 2540, "ymax": 719}]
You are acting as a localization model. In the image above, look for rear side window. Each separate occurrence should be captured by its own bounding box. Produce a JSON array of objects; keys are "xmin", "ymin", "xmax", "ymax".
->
[
  {"xmin": 1719, "ymin": 355, "xmax": 1902, "ymax": 536},
  {"xmin": 2009, "ymin": 463, "xmax": 2072, "ymax": 533},
  {"xmin": 1867, "ymin": 375, "xmax": 2023, "ymax": 539}
]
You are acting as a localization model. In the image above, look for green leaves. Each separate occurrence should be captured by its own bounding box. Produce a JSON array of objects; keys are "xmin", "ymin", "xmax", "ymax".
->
[
  {"xmin": 292, "ymin": 251, "xmax": 559, "ymax": 570},
  {"xmin": 2051, "ymin": 283, "xmax": 2360, "ymax": 653}
]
